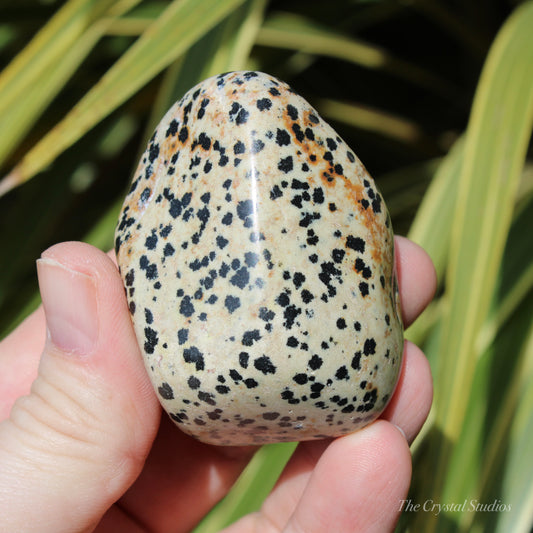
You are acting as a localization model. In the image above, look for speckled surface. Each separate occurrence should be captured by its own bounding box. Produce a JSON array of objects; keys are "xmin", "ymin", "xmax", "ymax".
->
[{"xmin": 115, "ymin": 71, "xmax": 403, "ymax": 445}]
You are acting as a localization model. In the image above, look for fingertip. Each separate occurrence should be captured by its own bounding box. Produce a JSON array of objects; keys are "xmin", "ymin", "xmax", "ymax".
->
[
  {"xmin": 285, "ymin": 420, "xmax": 411, "ymax": 533},
  {"xmin": 394, "ymin": 236, "xmax": 437, "ymax": 328},
  {"xmin": 381, "ymin": 341, "xmax": 433, "ymax": 444}
]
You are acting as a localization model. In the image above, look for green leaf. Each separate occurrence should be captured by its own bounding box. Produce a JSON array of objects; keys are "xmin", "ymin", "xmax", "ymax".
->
[
  {"xmin": 193, "ymin": 442, "xmax": 297, "ymax": 533},
  {"xmin": 495, "ymin": 322, "xmax": 533, "ymax": 533},
  {"xmin": 415, "ymin": 3, "xmax": 533, "ymax": 529},
  {"xmin": 0, "ymin": 0, "xmax": 247, "ymax": 196},
  {"xmin": 434, "ymin": 0, "xmax": 533, "ymax": 447},
  {"xmin": 0, "ymin": 0, "xmax": 141, "ymax": 165},
  {"xmin": 256, "ymin": 11, "xmax": 457, "ymax": 98},
  {"xmin": 408, "ymin": 137, "xmax": 464, "ymax": 283}
]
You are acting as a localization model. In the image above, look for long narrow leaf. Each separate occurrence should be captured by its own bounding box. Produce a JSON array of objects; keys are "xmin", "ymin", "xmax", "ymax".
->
[
  {"xmin": 256, "ymin": 11, "xmax": 458, "ymax": 99},
  {"xmin": 0, "ymin": 0, "xmax": 141, "ymax": 164},
  {"xmin": 495, "ymin": 322, "xmax": 533, "ymax": 533},
  {"xmin": 435, "ymin": 0, "xmax": 533, "ymax": 447},
  {"xmin": 0, "ymin": 0, "xmax": 246, "ymax": 196},
  {"xmin": 423, "ymin": 3, "xmax": 533, "ymax": 528}
]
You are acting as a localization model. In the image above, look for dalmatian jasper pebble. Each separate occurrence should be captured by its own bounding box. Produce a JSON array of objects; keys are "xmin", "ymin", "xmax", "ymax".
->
[{"xmin": 115, "ymin": 71, "xmax": 403, "ymax": 446}]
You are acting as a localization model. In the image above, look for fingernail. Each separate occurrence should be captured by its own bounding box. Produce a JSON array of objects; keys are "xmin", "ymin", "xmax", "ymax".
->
[
  {"xmin": 393, "ymin": 423, "xmax": 407, "ymax": 442},
  {"xmin": 37, "ymin": 258, "xmax": 98, "ymax": 355}
]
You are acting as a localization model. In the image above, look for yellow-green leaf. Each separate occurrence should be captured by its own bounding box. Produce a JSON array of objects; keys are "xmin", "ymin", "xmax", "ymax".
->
[{"xmin": 0, "ymin": 0, "xmax": 246, "ymax": 196}]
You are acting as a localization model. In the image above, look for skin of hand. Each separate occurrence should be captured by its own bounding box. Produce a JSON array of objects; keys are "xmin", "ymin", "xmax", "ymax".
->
[{"xmin": 0, "ymin": 235, "xmax": 435, "ymax": 533}]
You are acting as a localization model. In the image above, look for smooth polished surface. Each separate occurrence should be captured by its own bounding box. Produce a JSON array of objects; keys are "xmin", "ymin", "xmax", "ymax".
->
[{"xmin": 115, "ymin": 71, "xmax": 403, "ymax": 445}]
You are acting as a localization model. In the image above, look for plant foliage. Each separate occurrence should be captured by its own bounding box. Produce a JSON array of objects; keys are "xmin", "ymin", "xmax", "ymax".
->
[{"xmin": 0, "ymin": 1, "xmax": 531, "ymax": 531}]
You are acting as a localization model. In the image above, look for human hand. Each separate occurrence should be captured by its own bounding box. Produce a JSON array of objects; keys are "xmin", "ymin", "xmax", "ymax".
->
[{"xmin": 0, "ymin": 236, "xmax": 435, "ymax": 532}]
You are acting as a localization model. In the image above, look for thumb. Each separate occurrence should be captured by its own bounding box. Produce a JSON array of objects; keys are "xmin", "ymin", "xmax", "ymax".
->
[{"xmin": 0, "ymin": 242, "xmax": 160, "ymax": 533}]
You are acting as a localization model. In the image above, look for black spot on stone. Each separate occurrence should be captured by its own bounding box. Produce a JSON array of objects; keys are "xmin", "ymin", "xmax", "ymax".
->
[
  {"xmin": 276, "ymin": 291, "xmax": 290, "ymax": 307},
  {"xmin": 216, "ymin": 235, "xmax": 229, "ymax": 249},
  {"xmin": 308, "ymin": 354, "xmax": 323, "ymax": 370},
  {"xmin": 234, "ymin": 140, "xmax": 245, "ymax": 154},
  {"xmin": 219, "ymin": 262, "xmax": 230, "ymax": 278},
  {"xmin": 257, "ymin": 98, "xmax": 272, "ymax": 111},
  {"xmin": 144, "ymin": 327, "xmax": 158, "ymax": 354},
  {"xmin": 287, "ymin": 336, "xmax": 299, "ymax": 348},
  {"xmin": 292, "ymin": 123, "xmax": 305, "ymax": 142},
  {"xmin": 178, "ymin": 328, "xmax": 188, "ymax": 345},
  {"xmin": 312, "ymin": 187, "xmax": 324, "ymax": 204},
  {"xmin": 364, "ymin": 338, "xmax": 376, "ymax": 355},
  {"xmin": 215, "ymin": 385, "xmax": 230, "ymax": 394},
  {"xmin": 188, "ymin": 376, "xmax": 201, "ymax": 390},
  {"xmin": 237, "ymin": 199, "xmax": 254, "ymax": 227},
  {"xmin": 292, "ymin": 178, "xmax": 309, "ymax": 190},
  {"xmin": 230, "ymin": 267, "xmax": 249, "ymax": 289},
  {"xmin": 335, "ymin": 365, "xmax": 349, "ymax": 380},
  {"xmin": 158, "ymin": 382, "xmax": 174, "ymax": 399},
  {"xmin": 293, "ymin": 373, "xmax": 308, "ymax": 385},
  {"xmin": 225, "ymin": 295, "xmax": 241, "ymax": 313},
  {"xmin": 178, "ymin": 126, "xmax": 189, "ymax": 143},
  {"xmin": 332, "ymin": 249, "xmax": 345, "ymax": 263},
  {"xmin": 252, "ymin": 139, "xmax": 265, "ymax": 154},
  {"xmin": 148, "ymin": 142, "xmax": 159, "ymax": 163},
  {"xmin": 164, "ymin": 243, "xmax": 175, "ymax": 257},
  {"xmin": 180, "ymin": 296, "xmax": 195, "ymax": 317},
  {"xmin": 236, "ymin": 108, "xmax": 249, "ymax": 125},
  {"xmin": 359, "ymin": 282, "xmax": 369, "ymax": 297},
  {"xmin": 166, "ymin": 119, "xmax": 179, "ymax": 137},
  {"xmin": 278, "ymin": 156, "xmax": 293, "ymax": 173},
  {"xmin": 183, "ymin": 346, "xmax": 204, "ymax": 371},
  {"xmin": 239, "ymin": 352, "xmax": 249, "ymax": 368},
  {"xmin": 293, "ymin": 272, "xmax": 306, "ymax": 289},
  {"xmin": 355, "ymin": 258, "xmax": 372, "ymax": 279},
  {"xmin": 244, "ymin": 252, "xmax": 259, "ymax": 267},
  {"xmin": 287, "ymin": 104, "xmax": 298, "ymax": 120},
  {"xmin": 276, "ymin": 128, "xmax": 291, "ymax": 146},
  {"xmin": 140, "ymin": 187, "xmax": 151, "ymax": 203},
  {"xmin": 270, "ymin": 184, "xmax": 283, "ymax": 200},
  {"xmin": 336, "ymin": 318, "xmax": 347, "ymax": 329},
  {"xmin": 229, "ymin": 369, "xmax": 242, "ymax": 381},
  {"xmin": 301, "ymin": 289, "xmax": 314, "ymax": 303},
  {"xmin": 242, "ymin": 329, "xmax": 261, "ymax": 346},
  {"xmin": 244, "ymin": 378, "xmax": 258, "ymax": 388},
  {"xmin": 346, "ymin": 235, "xmax": 365, "ymax": 253},
  {"xmin": 259, "ymin": 307, "xmax": 275, "ymax": 321},
  {"xmin": 198, "ymin": 391, "xmax": 216, "ymax": 405},
  {"xmin": 299, "ymin": 212, "xmax": 320, "ymax": 228},
  {"xmin": 254, "ymin": 355, "xmax": 276, "ymax": 375},
  {"xmin": 262, "ymin": 412, "xmax": 279, "ymax": 420},
  {"xmin": 326, "ymin": 138, "xmax": 338, "ymax": 151},
  {"xmin": 125, "ymin": 269, "xmax": 135, "ymax": 287},
  {"xmin": 144, "ymin": 308, "xmax": 153, "ymax": 324},
  {"xmin": 198, "ymin": 132, "xmax": 211, "ymax": 150},
  {"xmin": 283, "ymin": 305, "xmax": 301, "ymax": 329},
  {"xmin": 222, "ymin": 212, "xmax": 233, "ymax": 225},
  {"xmin": 170, "ymin": 412, "xmax": 188, "ymax": 423}
]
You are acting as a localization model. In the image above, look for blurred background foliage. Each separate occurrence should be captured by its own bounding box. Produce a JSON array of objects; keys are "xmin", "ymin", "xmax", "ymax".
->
[{"xmin": 0, "ymin": 0, "xmax": 532, "ymax": 531}]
